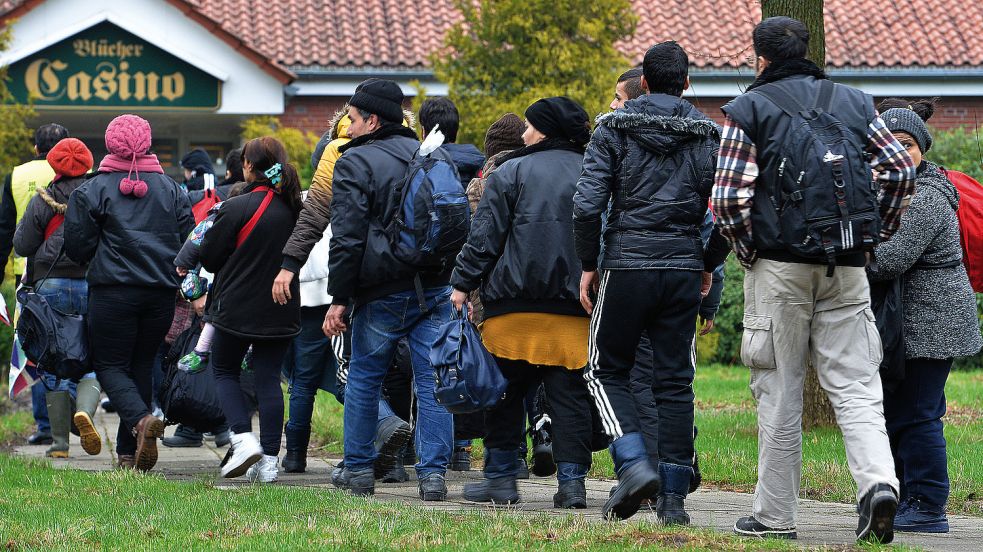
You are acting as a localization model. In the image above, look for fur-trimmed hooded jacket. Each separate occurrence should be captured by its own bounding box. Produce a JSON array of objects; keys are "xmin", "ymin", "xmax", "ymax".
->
[
  {"xmin": 14, "ymin": 174, "xmax": 88, "ymax": 284},
  {"xmin": 573, "ymin": 94, "xmax": 721, "ymax": 271}
]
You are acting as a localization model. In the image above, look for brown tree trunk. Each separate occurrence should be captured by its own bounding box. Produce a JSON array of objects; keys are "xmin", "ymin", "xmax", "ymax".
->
[{"xmin": 760, "ymin": 0, "xmax": 836, "ymax": 430}]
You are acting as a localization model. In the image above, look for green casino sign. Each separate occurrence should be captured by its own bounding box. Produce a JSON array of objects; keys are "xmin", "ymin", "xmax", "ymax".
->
[{"xmin": 8, "ymin": 21, "xmax": 221, "ymax": 110}]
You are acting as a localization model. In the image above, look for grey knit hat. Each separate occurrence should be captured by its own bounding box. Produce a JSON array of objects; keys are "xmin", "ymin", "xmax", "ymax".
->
[{"xmin": 882, "ymin": 107, "xmax": 933, "ymax": 153}]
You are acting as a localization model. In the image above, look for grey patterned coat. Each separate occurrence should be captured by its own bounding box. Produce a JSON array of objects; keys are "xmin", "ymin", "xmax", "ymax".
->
[{"xmin": 869, "ymin": 161, "xmax": 982, "ymax": 359}]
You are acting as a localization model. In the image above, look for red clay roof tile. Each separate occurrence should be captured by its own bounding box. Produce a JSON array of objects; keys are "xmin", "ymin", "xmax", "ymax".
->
[{"xmin": 3, "ymin": 0, "xmax": 982, "ymax": 71}]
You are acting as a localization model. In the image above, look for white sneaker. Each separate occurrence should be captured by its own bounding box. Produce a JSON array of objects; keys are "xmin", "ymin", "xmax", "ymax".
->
[
  {"xmin": 220, "ymin": 432, "xmax": 263, "ymax": 478},
  {"xmin": 246, "ymin": 454, "xmax": 279, "ymax": 483}
]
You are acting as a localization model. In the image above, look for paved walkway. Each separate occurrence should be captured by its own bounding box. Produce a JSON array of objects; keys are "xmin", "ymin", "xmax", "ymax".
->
[{"xmin": 12, "ymin": 410, "xmax": 982, "ymax": 551}]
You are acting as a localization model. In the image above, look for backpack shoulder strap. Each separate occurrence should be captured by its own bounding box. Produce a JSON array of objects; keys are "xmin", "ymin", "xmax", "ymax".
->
[
  {"xmin": 751, "ymin": 82, "xmax": 807, "ymax": 118},
  {"xmin": 236, "ymin": 187, "xmax": 274, "ymax": 247},
  {"xmin": 815, "ymin": 79, "xmax": 836, "ymax": 112},
  {"xmin": 44, "ymin": 213, "xmax": 65, "ymax": 241}
]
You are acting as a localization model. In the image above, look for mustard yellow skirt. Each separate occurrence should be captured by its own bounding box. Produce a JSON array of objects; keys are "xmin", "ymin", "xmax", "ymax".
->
[{"xmin": 479, "ymin": 312, "xmax": 589, "ymax": 370}]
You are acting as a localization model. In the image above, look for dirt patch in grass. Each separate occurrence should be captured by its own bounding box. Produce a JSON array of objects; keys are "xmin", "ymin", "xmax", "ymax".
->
[{"xmin": 943, "ymin": 405, "xmax": 983, "ymax": 426}]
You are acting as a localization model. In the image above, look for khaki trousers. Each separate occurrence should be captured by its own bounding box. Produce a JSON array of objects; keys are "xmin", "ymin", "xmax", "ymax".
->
[{"xmin": 742, "ymin": 259, "xmax": 898, "ymax": 528}]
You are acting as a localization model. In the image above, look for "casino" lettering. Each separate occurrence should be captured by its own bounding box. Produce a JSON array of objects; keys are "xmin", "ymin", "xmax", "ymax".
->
[{"xmin": 24, "ymin": 58, "xmax": 186, "ymax": 103}]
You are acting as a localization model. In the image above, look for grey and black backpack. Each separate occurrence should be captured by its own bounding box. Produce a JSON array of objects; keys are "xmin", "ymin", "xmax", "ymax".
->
[{"xmin": 752, "ymin": 79, "xmax": 880, "ymax": 275}]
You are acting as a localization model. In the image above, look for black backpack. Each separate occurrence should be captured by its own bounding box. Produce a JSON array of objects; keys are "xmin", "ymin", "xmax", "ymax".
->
[{"xmin": 752, "ymin": 79, "xmax": 880, "ymax": 275}]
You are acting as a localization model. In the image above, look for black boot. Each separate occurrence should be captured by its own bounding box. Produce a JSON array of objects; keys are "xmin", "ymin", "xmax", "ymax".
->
[
  {"xmin": 658, "ymin": 494, "xmax": 691, "ymax": 525},
  {"xmin": 553, "ymin": 479, "xmax": 587, "ymax": 509},
  {"xmin": 282, "ymin": 426, "xmax": 310, "ymax": 473},
  {"xmin": 463, "ymin": 477, "xmax": 520, "ymax": 504}
]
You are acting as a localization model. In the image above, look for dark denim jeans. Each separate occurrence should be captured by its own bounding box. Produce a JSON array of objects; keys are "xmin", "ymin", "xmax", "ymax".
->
[
  {"xmin": 283, "ymin": 305, "xmax": 337, "ymax": 434},
  {"xmin": 884, "ymin": 357, "xmax": 952, "ymax": 508},
  {"xmin": 343, "ymin": 286, "xmax": 454, "ymax": 477}
]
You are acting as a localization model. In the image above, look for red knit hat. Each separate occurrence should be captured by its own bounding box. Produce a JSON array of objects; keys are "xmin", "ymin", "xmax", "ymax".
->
[{"xmin": 46, "ymin": 138, "xmax": 93, "ymax": 178}]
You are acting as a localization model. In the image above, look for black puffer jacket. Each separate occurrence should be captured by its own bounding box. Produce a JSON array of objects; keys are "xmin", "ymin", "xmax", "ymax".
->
[
  {"xmin": 451, "ymin": 147, "xmax": 586, "ymax": 319},
  {"xmin": 65, "ymin": 172, "xmax": 193, "ymax": 288},
  {"xmin": 14, "ymin": 175, "xmax": 88, "ymax": 284},
  {"xmin": 328, "ymin": 127, "xmax": 457, "ymax": 305},
  {"xmin": 574, "ymin": 94, "xmax": 720, "ymax": 271},
  {"xmin": 200, "ymin": 183, "xmax": 300, "ymax": 339}
]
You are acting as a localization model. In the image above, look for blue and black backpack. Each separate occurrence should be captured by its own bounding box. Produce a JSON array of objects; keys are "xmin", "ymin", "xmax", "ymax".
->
[{"xmin": 389, "ymin": 150, "xmax": 470, "ymax": 271}]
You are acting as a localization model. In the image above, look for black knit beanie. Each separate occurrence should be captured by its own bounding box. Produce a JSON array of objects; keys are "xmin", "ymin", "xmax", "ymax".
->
[
  {"xmin": 484, "ymin": 113, "xmax": 525, "ymax": 158},
  {"xmin": 349, "ymin": 79, "xmax": 405, "ymax": 124},
  {"xmin": 524, "ymin": 97, "xmax": 591, "ymax": 146}
]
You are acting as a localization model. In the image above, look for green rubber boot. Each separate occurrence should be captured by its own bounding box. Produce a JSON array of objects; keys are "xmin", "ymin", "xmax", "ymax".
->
[
  {"xmin": 45, "ymin": 391, "xmax": 71, "ymax": 458},
  {"xmin": 73, "ymin": 377, "xmax": 103, "ymax": 455}
]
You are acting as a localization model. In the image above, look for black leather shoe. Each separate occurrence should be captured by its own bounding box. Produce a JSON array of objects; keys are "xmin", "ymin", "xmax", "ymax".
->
[
  {"xmin": 463, "ymin": 477, "xmax": 519, "ymax": 504},
  {"xmin": 27, "ymin": 430, "xmax": 53, "ymax": 445}
]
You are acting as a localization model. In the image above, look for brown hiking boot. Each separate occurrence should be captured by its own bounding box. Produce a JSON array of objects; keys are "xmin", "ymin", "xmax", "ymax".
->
[
  {"xmin": 117, "ymin": 454, "xmax": 136, "ymax": 470},
  {"xmin": 73, "ymin": 411, "xmax": 102, "ymax": 456},
  {"xmin": 133, "ymin": 415, "xmax": 164, "ymax": 472}
]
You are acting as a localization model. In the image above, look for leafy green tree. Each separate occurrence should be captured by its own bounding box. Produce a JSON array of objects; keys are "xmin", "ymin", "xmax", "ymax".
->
[
  {"xmin": 930, "ymin": 125, "xmax": 983, "ymax": 181},
  {"xmin": 0, "ymin": 26, "xmax": 35, "ymax": 176},
  {"xmin": 433, "ymin": 0, "xmax": 636, "ymax": 147},
  {"xmin": 239, "ymin": 116, "xmax": 318, "ymax": 189}
]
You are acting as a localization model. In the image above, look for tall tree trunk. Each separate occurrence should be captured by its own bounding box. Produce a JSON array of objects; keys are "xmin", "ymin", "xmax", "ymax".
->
[{"xmin": 760, "ymin": 0, "xmax": 836, "ymax": 430}]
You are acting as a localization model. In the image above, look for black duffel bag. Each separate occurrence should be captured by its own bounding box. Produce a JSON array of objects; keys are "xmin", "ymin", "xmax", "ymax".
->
[
  {"xmin": 16, "ymin": 260, "xmax": 90, "ymax": 381},
  {"xmin": 869, "ymin": 277, "xmax": 905, "ymax": 392},
  {"xmin": 158, "ymin": 317, "xmax": 225, "ymax": 429}
]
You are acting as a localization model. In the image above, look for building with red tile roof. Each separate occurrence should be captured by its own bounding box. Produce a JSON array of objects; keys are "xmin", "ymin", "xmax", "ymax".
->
[{"xmin": 1, "ymin": 0, "xmax": 980, "ymax": 171}]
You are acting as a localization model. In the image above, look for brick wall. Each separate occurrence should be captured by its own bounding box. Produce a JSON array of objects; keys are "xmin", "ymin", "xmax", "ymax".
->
[
  {"xmin": 284, "ymin": 95, "xmax": 983, "ymax": 136},
  {"xmin": 281, "ymin": 96, "xmax": 348, "ymax": 136}
]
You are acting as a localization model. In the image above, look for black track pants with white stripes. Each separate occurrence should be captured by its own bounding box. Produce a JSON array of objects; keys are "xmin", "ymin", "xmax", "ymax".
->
[{"xmin": 585, "ymin": 269, "xmax": 701, "ymax": 465}]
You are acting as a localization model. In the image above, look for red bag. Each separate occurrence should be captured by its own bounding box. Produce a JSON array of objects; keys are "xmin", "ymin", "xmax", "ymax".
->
[
  {"xmin": 943, "ymin": 168, "xmax": 983, "ymax": 292},
  {"xmin": 191, "ymin": 174, "xmax": 219, "ymax": 224}
]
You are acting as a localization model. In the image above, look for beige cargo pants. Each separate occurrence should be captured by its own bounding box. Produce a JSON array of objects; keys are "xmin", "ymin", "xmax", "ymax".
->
[{"xmin": 741, "ymin": 259, "xmax": 899, "ymax": 528}]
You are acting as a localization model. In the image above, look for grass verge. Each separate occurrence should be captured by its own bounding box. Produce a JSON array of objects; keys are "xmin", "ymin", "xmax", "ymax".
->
[
  {"xmin": 310, "ymin": 365, "xmax": 983, "ymax": 516},
  {"xmin": 0, "ymin": 453, "xmax": 803, "ymax": 551}
]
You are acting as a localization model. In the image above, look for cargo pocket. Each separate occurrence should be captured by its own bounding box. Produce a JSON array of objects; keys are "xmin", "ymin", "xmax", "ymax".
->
[
  {"xmin": 863, "ymin": 308, "xmax": 883, "ymax": 366},
  {"xmin": 740, "ymin": 314, "xmax": 777, "ymax": 370}
]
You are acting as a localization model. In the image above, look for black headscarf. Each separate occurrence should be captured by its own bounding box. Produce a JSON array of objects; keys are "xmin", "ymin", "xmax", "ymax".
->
[{"xmin": 524, "ymin": 96, "xmax": 591, "ymax": 146}]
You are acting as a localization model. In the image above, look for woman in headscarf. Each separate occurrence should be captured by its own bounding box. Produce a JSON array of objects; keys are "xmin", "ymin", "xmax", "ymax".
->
[
  {"xmin": 450, "ymin": 96, "xmax": 596, "ymax": 508},
  {"xmin": 868, "ymin": 98, "xmax": 982, "ymax": 534}
]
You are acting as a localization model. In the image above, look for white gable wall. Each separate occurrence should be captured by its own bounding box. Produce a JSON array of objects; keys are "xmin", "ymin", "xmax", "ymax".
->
[{"xmin": 3, "ymin": 0, "xmax": 285, "ymax": 114}]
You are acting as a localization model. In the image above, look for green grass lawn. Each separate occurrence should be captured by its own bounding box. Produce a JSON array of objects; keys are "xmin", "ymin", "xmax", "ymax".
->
[
  {"xmin": 311, "ymin": 364, "xmax": 983, "ymax": 516},
  {"xmin": 0, "ymin": 454, "xmax": 805, "ymax": 552}
]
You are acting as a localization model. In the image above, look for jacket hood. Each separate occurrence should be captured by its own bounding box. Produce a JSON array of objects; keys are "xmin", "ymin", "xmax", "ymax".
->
[
  {"xmin": 327, "ymin": 109, "xmax": 352, "ymax": 140},
  {"xmin": 40, "ymin": 175, "xmax": 87, "ymax": 212},
  {"xmin": 596, "ymin": 94, "xmax": 719, "ymax": 154},
  {"xmin": 920, "ymin": 161, "xmax": 959, "ymax": 210},
  {"xmin": 442, "ymin": 143, "xmax": 485, "ymax": 175}
]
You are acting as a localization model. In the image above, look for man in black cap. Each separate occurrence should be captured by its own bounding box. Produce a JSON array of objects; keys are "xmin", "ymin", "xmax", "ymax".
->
[
  {"xmin": 322, "ymin": 78, "xmax": 458, "ymax": 502},
  {"xmin": 573, "ymin": 41, "xmax": 728, "ymax": 522}
]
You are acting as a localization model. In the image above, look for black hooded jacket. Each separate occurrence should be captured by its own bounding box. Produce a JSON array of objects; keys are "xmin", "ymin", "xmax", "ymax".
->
[
  {"xmin": 451, "ymin": 147, "xmax": 586, "ymax": 318},
  {"xmin": 574, "ymin": 94, "xmax": 722, "ymax": 271}
]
